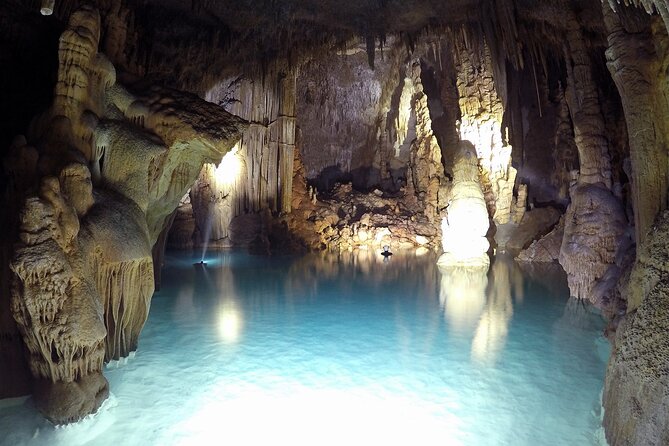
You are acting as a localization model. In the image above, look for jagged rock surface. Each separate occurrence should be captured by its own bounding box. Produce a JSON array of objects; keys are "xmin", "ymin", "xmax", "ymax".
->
[
  {"xmin": 8, "ymin": 6, "xmax": 246, "ymax": 423},
  {"xmin": 499, "ymin": 206, "xmax": 561, "ymax": 256},
  {"xmin": 454, "ymin": 39, "xmax": 524, "ymax": 226},
  {"xmin": 407, "ymin": 61, "xmax": 444, "ymax": 222},
  {"xmin": 604, "ymin": 213, "xmax": 669, "ymax": 446},
  {"xmin": 517, "ymin": 217, "xmax": 565, "ymax": 263}
]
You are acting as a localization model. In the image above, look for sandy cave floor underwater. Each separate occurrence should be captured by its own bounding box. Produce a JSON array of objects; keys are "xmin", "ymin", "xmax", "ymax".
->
[{"xmin": 0, "ymin": 249, "xmax": 611, "ymax": 446}]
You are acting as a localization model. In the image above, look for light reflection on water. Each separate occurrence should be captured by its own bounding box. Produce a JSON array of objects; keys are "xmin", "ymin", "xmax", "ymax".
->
[{"xmin": 0, "ymin": 250, "xmax": 609, "ymax": 446}]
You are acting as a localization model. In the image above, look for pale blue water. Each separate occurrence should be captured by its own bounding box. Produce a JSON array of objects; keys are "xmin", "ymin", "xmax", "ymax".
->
[{"xmin": 0, "ymin": 250, "xmax": 610, "ymax": 446}]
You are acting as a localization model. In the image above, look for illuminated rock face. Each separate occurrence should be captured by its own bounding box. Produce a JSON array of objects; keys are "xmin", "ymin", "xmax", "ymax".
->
[
  {"xmin": 454, "ymin": 41, "xmax": 524, "ymax": 226},
  {"xmin": 189, "ymin": 148, "xmax": 246, "ymax": 247},
  {"xmin": 8, "ymin": 6, "xmax": 245, "ymax": 423},
  {"xmin": 178, "ymin": 72, "xmax": 296, "ymax": 249},
  {"xmin": 438, "ymin": 144, "xmax": 490, "ymax": 267}
]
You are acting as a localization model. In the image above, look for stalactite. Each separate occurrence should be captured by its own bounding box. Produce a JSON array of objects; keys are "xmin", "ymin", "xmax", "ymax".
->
[
  {"xmin": 552, "ymin": 84, "xmax": 580, "ymax": 200},
  {"xmin": 93, "ymin": 257, "xmax": 154, "ymax": 361}
]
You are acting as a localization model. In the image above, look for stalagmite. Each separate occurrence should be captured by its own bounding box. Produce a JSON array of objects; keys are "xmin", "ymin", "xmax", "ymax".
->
[
  {"xmin": 438, "ymin": 144, "xmax": 490, "ymax": 267},
  {"xmin": 563, "ymin": 18, "xmax": 613, "ymax": 188},
  {"xmin": 11, "ymin": 170, "xmax": 108, "ymax": 424},
  {"xmin": 558, "ymin": 183, "xmax": 627, "ymax": 302}
]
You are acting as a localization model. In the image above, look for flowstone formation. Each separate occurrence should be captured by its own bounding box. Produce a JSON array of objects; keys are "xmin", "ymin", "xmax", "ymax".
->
[
  {"xmin": 558, "ymin": 183, "xmax": 627, "ymax": 305},
  {"xmin": 552, "ymin": 7, "xmax": 630, "ymax": 304},
  {"xmin": 7, "ymin": 6, "xmax": 245, "ymax": 423}
]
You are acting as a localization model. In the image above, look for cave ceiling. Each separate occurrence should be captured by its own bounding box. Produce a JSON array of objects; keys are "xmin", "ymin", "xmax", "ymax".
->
[{"xmin": 1, "ymin": 0, "xmax": 621, "ymax": 95}]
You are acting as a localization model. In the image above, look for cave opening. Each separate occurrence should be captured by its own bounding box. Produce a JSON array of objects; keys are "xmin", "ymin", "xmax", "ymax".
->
[{"xmin": 1, "ymin": 1, "xmax": 669, "ymax": 445}]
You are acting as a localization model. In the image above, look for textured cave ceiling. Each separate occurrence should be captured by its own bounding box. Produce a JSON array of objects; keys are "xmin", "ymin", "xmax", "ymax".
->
[
  {"xmin": 0, "ymin": 0, "xmax": 651, "ymax": 153},
  {"xmin": 3, "ymin": 0, "xmax": 616, "ymax": 88}
]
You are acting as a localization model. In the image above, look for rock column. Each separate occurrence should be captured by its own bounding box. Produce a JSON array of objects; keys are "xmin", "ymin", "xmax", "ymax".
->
[{"xmin": 454, "ymin": 41, "xmax": 522, "ymax": 225}]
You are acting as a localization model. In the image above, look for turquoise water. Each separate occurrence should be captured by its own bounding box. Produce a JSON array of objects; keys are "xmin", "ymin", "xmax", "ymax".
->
[{"xmin": 0, "ymin": 250, "xmax": 609, "ymax": 446}]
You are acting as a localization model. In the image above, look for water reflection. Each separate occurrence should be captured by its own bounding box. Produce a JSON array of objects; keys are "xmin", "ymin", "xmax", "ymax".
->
[
  {"xmin": 439, "ymin": 265, "xmax": 488, "ymax": 334},
  {"xmin": 169, "ymin": 250, "xmax": 561, "ymax": 366},
  {"xmin": 439, "ymin": 258, "xmax": 526, "ymax": 365},
  {"xmin": 471, "ymin": 261, "xmax": 516, "ymax": 365},
  {"xmin": 168, "ymin": 259, "xmax": 245, "ymax": 345}
]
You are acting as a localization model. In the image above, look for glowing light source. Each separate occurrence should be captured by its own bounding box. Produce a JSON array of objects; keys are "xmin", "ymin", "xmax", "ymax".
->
[
  {"xmin": 40, "ymin": 0, "xmax": 55, "ymax": 15},
  {"xmin": 214, "ymin": 144, "xmax": 242, "ymax": 187},
  {"xmin": 217, "ymin": 303, "xmax": 242, "ymax": 344}
]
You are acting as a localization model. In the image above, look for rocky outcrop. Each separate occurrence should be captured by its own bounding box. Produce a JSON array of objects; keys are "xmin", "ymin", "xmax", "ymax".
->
[
  {"xmin": 8, "ymin": 6, "xmax": 245, "ymax": 423},
  {"xmin": 604, "ymin": 213, "xmax": 669, "ymax": 446},
  {"xmin": 500, "ymin": 206, "xmax": 561, "ymax": 255},
  {"xmin": 310, "ymin": 183, "xmax": 441, "ymax": 251},
  {"xmin": 517, "ymin": 217, "xmax": 565, "ymax": 263},
  {"xmin": 10, "ymin": 170, "xmax": 108, "ymax": 424},
  {"xmin": 556, "ymin": 11, "xmax": 628, "ymax": 303},
  {"xmin": 207, "ymin": 70, "xmax": 297, "ymax": 215},
  {"xmin": 296, "ymin": 38, "xmax": 407, "ymax": 192},
  {"xmin": 407, "ymin": 60, "xmax": 444, "ymax": 222}
]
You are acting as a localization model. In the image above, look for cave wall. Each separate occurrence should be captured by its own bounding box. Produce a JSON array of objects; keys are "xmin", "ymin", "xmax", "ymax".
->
[{"xmin": 296, "ymin": 39, "xmax": 408, "ymax": 192}]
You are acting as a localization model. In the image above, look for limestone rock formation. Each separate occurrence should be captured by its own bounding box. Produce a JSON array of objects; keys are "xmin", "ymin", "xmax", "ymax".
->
[
  {"xmin": 602, "ymin": 2, "xmax": 669, "ymax": 248},
  {"xmin": 312, "ymin": 183, "xmax": 441, "ymax": 251},
  {"xmin": 296, "ymin": 38, "xmax": 407, "ymax": 192},
  {"xmin": 8, "ymin": 6, "xmax": 246, "ymax": 422},
  {"xmin": 10, "ymin": 169, "xmax": 108, "ymax": 424},
  {"xmin": 559, "ymin": 183, "xmax": 627, "ymax": 303},
  {"xmin": 500, "ymin": 206, "xmax": 561, "ymax": 255},
  {"xmin": 407, "ymin": 60, "xmax": 444, "ymax": 222},
  {"xmin": 454, "ymin": 39, "xmax": 524, "ymax": 226},
  {"xmin": 208, "ymin": 70, "xmax": 297, "ymax": 214}
]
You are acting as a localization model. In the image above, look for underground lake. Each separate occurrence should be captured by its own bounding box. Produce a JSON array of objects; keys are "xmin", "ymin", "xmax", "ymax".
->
[{"xmin": 0, "ymin": 249, "xmax": 610, "ymax": 446}]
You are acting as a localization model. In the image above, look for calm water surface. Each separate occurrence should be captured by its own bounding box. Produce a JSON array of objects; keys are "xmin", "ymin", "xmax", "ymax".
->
[{"xmin": 0, "ymin": 250, "xmax": 610, "ymax": 446}]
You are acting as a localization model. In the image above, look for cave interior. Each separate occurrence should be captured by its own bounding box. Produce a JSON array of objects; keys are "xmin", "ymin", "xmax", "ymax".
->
[{"xmin": 1, "ymin": 0, "xmax": 669, "ymax": 445}]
